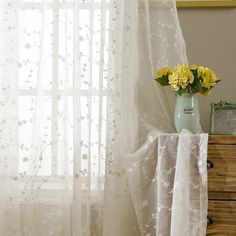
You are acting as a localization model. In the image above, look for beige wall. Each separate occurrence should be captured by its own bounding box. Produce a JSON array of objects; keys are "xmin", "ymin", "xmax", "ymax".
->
[{"xmin": 177, "ymin": 7, "xmax": 236, "ymax": 132}]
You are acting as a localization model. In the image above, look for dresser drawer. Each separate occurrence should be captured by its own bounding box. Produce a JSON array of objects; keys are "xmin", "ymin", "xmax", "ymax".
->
[
  {"xmin": 207, "ymin": 200, "xmax": 236, "ymax": 235},
  {"xmin": 208, "ymin": 144, "xmax": 236, "ymax": 194}
]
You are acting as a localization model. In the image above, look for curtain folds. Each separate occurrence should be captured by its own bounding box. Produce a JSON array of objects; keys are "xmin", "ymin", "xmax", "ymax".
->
[
  {"xmin": 0, "ymin": 0, "xmax": 207, "ymax": 236},
  {"xmin": 124, "ymin": 130, "xmax": 208, "ymax": 236}
]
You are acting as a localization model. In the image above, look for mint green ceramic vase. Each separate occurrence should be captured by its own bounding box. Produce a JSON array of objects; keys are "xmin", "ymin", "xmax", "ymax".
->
[{"xmin": 174, "ymin": 93, "xmax": 200, "ymax": 133}]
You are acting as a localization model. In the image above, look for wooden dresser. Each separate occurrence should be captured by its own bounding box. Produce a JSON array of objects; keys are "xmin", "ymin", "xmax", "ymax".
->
[{"xmin": 207, "ymin": 135, "xmax": 236, "ymax": 235}]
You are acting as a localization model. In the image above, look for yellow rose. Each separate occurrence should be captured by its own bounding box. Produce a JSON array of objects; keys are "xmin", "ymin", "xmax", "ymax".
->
[
  {"xmin": 198, "ymin": 67, "xmax": 217, "ymax": 89},
  {"xmin": 169, "ymin": 64, "xmax": 194, "ymax": 91}
]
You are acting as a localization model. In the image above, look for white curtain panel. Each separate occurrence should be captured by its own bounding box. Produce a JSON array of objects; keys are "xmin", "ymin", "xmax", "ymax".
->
[
  {"xmin": 124, "ymin": 130, "xmax": 208, "ymax": 236},
  {"xmin": 0, "ymin": 0, "xmax": 207, "ymax": 236}
]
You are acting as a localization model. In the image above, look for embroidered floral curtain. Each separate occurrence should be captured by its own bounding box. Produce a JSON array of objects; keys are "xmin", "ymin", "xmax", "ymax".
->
[
  {"xmin": 124, "ymin": 130, "xmax": 208, "ymax": 236},
  {"xmin": 0, "ymin": 0, "xmax": 207, "ymax": 236}
]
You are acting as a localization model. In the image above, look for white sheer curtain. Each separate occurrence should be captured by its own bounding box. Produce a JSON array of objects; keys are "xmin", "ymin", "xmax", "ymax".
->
[
  {"xmin": 137, "ymin": 0, "xmax": 188, "ymax": 137},
  {"xmin": 0, "ymin": 0, "xmax": 207, "ymax": 236},
  {"xmin": 124, "ymin": 130, "xmax": 208, "ymax": 236}
]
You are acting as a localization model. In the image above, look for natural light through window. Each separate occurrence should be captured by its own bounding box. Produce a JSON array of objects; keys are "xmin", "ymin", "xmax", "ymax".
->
[{"xmin": 17, "ymin": 0, "xmax": 109, "ymax": 179}]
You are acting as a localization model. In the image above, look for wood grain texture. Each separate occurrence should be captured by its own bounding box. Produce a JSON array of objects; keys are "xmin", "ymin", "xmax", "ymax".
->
[
  {"xmin": 207, "ymin": 200, "xmax": 236, "ymax": 235},
  {"xmin": 208, "ymin": 191, "xmax": 236, "ymax": 200},
  {"xmin": 208, "ymin": 144, "xmax": 236, "ymax": 195},
  {"xmin": 207, "ymin": 136, "xmax": 236, "ymax": 235},
  {"xmin": 209, "ymin": 135, "xmax": 236, "ymax": 145}
]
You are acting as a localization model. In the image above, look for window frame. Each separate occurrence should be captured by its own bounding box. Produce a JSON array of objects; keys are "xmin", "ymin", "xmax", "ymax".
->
[{"xmin": 16, "ymin": 0, "xmax": 109, "ymax": 179}]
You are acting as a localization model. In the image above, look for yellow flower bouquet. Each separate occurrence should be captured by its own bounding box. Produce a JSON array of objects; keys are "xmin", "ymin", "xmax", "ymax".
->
[{"xmin": 155, "ymin": 64, "xmax": 220, "ymax": 96}]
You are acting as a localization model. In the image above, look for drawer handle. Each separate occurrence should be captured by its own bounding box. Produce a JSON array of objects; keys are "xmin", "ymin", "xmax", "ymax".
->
[
  {"xmin": 207, "ymin": 160, "xmax": 214, "ymax": 169},
  {"xmin": 207, "ymin": 216, "xmax": 214, "ymax": 226}
]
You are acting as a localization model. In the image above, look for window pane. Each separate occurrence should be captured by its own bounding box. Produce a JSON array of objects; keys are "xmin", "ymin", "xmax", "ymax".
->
[
  {"xmin": 18, "ymin": 9, "xmax": 53, "ymax": 90},
  {"xmin": 57, "ymin": 96, "xmax": 73, "ymax": 176},
  {"xmin": 79, "ymin": 10, "xmax": 90, "ymax": 90},
  {"xmin": 19, "ymin": 96, "xmax": 52, "ymax": 176},
  {"xmin": 80, "ymin": 96, "xmax": 89, "ymax": 176},
  {"xmin": 58, "ymin": 9, "xmax": 73, "ymax": 89}
]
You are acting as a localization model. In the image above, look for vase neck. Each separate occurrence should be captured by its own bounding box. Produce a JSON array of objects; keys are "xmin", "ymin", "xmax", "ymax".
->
[{"xmin": 178, "ymin": 93, "xmax": 196, "ymax": 97}]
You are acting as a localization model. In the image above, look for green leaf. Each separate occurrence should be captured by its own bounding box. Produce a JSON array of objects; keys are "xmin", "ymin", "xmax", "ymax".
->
[
  {"xmin": 177, "ymin": 88, "xmax": 188, "ymax": 96},
  {"xmin": 190, "ymin": 69, "xmax": 198, "ymax": 79},
  {"xmin": 195, "ymin": 79, "xmax": 203, "ymax": 93},
  {"xmin": 201, "ymin": 87, "xmax": 208, "ymax": 93},
  {"xmin": 155, "ymin": 75, "xmax": 169, "ymax": 86},
  {"xmin": 189, "ymin": 77, "xmax": 201, "ymax": 94}
]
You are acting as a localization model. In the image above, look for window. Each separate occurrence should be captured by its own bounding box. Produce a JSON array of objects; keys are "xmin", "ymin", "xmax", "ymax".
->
[{"xmin": 16, "ymin": 0, "xmax": 109, "ymax": 181}]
